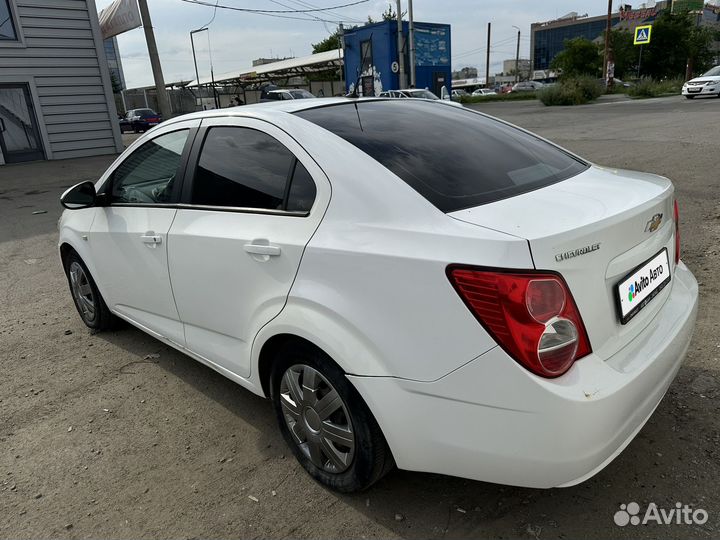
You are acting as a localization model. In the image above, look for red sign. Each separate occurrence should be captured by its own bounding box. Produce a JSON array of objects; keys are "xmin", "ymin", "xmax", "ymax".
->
[{"xmin": 619, "ymin": 7, "xmax": 658, "ymax": 21}]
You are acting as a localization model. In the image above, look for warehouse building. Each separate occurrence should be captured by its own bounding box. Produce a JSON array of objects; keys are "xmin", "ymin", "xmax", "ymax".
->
[{"xmin": 0, "ymin": 0, "xmax": 123, "ymax": 165}]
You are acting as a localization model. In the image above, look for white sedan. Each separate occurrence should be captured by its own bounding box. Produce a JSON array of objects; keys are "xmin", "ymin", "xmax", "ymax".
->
[
  {"xmin": 59, "ymin": 97, "xmax": 698, "ymax": 492},
  {"xmin": 682, "ymin": 65, "xmax": 720, "ymax": 98}
]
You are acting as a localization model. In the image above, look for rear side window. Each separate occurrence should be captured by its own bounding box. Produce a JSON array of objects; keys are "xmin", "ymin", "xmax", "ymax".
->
[
  {"xmin": 296, "ymin": 101, "xmax": 588, "ymax": 212},
  {"xmin": 192, "ymin": 126, "xmax": 316, "ymax": 213}
]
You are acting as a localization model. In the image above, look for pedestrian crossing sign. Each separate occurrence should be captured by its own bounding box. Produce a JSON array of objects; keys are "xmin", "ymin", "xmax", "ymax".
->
[{"xmin": 634, "ymin": 25, "xmax": 652, "ymax": 45}]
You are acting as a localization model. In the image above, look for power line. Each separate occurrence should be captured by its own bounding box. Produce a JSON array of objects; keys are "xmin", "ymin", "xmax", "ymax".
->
[{"xmin": 179, "ymin": 0, "xmax": 368, "ymax": 14}]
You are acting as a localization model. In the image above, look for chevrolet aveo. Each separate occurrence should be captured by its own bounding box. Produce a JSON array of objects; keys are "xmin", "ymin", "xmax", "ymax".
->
[{"xmin": 59, "ymin": 98, "xmax": 698, "ymax": 492}]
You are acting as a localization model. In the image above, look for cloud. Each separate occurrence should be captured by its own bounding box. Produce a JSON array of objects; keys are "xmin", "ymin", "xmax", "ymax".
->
[{"xmin": 97, "ymin": 0, "xmax": 610, "ymax": 88}]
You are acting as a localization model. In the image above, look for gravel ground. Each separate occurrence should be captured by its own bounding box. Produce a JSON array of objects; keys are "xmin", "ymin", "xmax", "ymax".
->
[{"xmin": 0, "ymin": 95, "xmax": 718, "ymax": 539}]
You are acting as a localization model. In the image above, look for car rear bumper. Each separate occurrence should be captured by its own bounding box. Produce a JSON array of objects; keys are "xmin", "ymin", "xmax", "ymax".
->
[{"xmin": 349, "ymin": 262, "xmax": 698, "ymax": 488}]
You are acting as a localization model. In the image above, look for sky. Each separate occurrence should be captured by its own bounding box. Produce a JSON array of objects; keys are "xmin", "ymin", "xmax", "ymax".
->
[{"xmin": 96, "ymin": 0, "xmax": 641, "ymax": 88}]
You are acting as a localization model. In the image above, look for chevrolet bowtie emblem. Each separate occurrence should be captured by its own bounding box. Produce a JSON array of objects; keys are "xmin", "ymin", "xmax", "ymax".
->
[{"xmin": 645, "ymin": 213, "xmax": 663, "ymax": 233}]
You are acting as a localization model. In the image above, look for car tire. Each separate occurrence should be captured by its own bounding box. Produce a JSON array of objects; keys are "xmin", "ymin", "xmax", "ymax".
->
[
  {"xmin": 270, "ymin": 341, "xmax": 393, "ymax": 493},
  {"xmin": 63, "ymin": 251, "xmax": 115, "ymax": 331}
]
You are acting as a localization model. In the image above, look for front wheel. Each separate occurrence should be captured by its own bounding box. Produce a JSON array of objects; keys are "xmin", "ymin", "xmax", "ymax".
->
[
  {"xmin": 270, "ymin": 343, "xmax": 393, "ymax": 492},
  {"xmin": 63, "ymin": 251, "xmax": 115, "ymax": 331}
]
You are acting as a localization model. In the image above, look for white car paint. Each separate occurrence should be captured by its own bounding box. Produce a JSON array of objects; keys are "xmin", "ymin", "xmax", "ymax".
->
[{"xmin": 58, "ymin": 97, "xmax": 698, "ymax": 488}]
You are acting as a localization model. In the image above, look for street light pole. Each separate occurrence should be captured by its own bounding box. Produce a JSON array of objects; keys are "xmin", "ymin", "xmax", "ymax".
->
[
  {"xmin": 190, "ymin": 29, "xmax": 202, "ymax": 110},
  {"xmin": 512, "ymin": 25, "xmax": 521, "ymax": 83},
  {"xmin": 602, "ymin": 0, "xmax": 614, "ymax": 91},
  {"xmin": 137, "ymin": 0, "xmax": 171, "ymax": 118}
]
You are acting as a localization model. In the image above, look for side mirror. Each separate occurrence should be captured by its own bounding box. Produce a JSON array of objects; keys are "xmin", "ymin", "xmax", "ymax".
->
[{"xmin": 61, "ymin": 181, "xmax": 97, "ymax": 210}]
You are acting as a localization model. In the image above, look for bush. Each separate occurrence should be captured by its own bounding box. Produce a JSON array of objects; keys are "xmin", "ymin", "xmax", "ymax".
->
[
  {"xmin": 539, "ymin": 77, "xmax": 603, "ymax": 106},
  {"xmin": 628, "ymin": 77, "xmax": 684, "ymax": 98}
]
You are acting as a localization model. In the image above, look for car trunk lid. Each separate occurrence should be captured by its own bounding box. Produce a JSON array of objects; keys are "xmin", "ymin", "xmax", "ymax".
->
[{"xmin": 449, "ymin": 165, "xmax": 676, "ymax": 362}]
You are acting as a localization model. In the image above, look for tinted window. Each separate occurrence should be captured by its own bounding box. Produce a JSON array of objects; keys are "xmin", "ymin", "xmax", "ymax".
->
[
  {"xmin": 287, "ymin": 161, "xmax": 316, "ymax": 212},
  {"xmin": 111, "ymin": 130, "xmax": 189, "ymax": 204},
  {"xmin": 0, "ymin": 1, "xmax": 17, "ymax": 41},
  {"xmin": 360, "ymin": 40, "xmax": 372, "ymax": 72},
  {"xmin": 192, "ymin": 127, "xmax": 294, "ymax": 210},
  {"xmin": 296, "ymin": 101, "xmax": 588, "ymax": 212}
]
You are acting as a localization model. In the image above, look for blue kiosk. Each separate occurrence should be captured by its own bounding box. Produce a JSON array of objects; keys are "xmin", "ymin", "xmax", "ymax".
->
[{"xmin": 342, "ymin": 20, "xmax": 451, "ymax": 97}]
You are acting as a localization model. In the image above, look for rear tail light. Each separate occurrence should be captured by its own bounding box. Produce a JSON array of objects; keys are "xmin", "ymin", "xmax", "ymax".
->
[
  {"xmin": 674, "ymin": 199, "xmax": 680, "ymax": 265},
  {"xmin": 447, "ymin": 267, "xmax": 592, "ymax": 378}
]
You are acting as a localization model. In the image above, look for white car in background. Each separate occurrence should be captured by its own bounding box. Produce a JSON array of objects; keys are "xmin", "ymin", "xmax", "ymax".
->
[
  {"xmin": 472, "ymin": 88, "xmax": 498, "ymax": 96},
  {"xmin": 682, "ymin": 65, "xmax": 720, "ymax": 98},
  {"xmin": 379, "ymin": 88, "xmax": 464, "ymax": 108},
  {"xmin": 59, "ymin": 98, "xmax": 698, "ymax": 493}
]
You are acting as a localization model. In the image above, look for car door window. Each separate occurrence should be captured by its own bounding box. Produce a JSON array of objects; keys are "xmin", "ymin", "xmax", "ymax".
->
[
  {"xmin": 192, "ymin": 127, "xmax": 296, "ymax": 210},
  {"xmin": 110, "ymin": 129, "xmax": 189, "ymax": 204}
]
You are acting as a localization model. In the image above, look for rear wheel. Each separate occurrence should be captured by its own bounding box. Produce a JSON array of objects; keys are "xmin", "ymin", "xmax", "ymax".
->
[
  {"xmin": 63, "ymin": 251, "xmax": 115, "ymax": 331},
  {"xmin": 270, "ymin": 342, "xmax": 393, "ymax": 492}
]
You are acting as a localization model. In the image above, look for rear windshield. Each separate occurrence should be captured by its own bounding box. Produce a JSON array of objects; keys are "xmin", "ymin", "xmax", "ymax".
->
[
  {"xmin": 136, "ymin": 109, "xmax": 157, "ymax": 118},
  {"xmin": 296, "ymin": 100, "xmax": 588, "ymax": 212}
]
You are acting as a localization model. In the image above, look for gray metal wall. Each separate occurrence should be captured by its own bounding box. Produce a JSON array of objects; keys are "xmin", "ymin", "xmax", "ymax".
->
[{"xmin": 0, "ymin": 0, "xmax": 123, "ymax": 161}]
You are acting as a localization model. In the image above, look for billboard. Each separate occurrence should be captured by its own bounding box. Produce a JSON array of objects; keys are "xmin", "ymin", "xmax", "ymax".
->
[
  {"xmin": 99, "ymin": 0, "xmax": 142, "ymax": 40},
  {"xmin": 672, "ymin": 0, "xmax": 704, "ymax": 13}
]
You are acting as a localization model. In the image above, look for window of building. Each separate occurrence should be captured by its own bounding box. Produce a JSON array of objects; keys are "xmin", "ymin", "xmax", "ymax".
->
[
  {"xmin": 0, "ymin": 1, "xmax": 18, "ymax": 41},
  {"xmin": 111, "ymin": 130, "xmax": 189, "ymax": 204},
  {"xmin": 360, "ymin": 39, "xmax": 373, "ymax": 73}
]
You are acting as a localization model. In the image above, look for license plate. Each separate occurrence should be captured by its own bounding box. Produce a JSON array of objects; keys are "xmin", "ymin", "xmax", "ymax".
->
[
  {"xmin": 688, "ymin": 88, "xmax": 701, "ymax": 93},
  {"xmin": 148, "ymin": 122, "xmax": 158, "ymax": 126},
  {"xmin": 615, "ymin": 249, "xmax": 671, "ymax": 325}
]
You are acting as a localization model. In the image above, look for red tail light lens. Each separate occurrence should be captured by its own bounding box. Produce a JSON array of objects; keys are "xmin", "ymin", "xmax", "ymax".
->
[
  {"xmin": 447, "ymin": 267, "xmax": 592, "ymax": 378},
  {"xmin": 674, "ymin": 199, "xmax": 680, "ymax": 265}
]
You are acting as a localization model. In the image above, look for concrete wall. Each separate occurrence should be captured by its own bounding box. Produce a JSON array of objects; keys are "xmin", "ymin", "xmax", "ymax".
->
[{"xmin": 0, "ymin": 0, "xmax": 123, "ymax": 163}]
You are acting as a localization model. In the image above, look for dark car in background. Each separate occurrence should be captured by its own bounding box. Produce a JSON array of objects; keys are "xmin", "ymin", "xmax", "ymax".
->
[{"xmin": 120, "ymin": 108, "xmax": 162, "ymax": 133}]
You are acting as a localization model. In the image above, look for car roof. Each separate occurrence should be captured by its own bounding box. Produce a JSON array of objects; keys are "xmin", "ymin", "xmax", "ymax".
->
[{"xmin": 160, "ymin": 97, "xmax": 390, "ymax": 126}]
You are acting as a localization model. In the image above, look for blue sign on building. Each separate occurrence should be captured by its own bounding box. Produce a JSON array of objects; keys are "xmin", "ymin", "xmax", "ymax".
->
[{"xmin": 342, "ymin": 20, "xmax": 451, "ymax": 97}]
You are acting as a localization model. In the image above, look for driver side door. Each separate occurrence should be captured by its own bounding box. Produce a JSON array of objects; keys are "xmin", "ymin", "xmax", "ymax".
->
[{"xmin": 89, "ymin": 121, "xmax": 198, "ymax": 346}]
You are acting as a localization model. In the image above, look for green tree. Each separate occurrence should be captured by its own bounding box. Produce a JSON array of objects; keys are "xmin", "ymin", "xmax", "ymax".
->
[
  {"xmin": 637, "ymin": 11, "xmax": 715, "ymax": 80},
  {"xmin": 312, "ymin": 30, "xmax": 341, "ymax": 54},
  {"xmin": 608, "ymin": 29, "xmax": 639, "ymax": 80},
  {"xmin": 550, "ymin": 37, "xmax": 602, "ymax": 78}
]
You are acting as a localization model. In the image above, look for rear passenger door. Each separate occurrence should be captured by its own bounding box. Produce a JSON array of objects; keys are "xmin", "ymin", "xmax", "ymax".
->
[{"xmin": 167, "ymin": 117, "xmax": 330, "ymax": 378}]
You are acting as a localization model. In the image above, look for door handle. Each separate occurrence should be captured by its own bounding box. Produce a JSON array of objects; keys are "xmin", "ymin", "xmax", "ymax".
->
[
  {"xmin": 141, "ymin": 234, "xmax": 162, "ymax": 245},
  {"xmin": 244, "ymin": 243, "xmax": 281, "ymax": 256}
]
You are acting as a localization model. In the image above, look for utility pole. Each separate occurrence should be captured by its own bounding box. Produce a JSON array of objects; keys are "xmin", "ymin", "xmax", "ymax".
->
[
  {"xmin": 408, "ymin": 0, "xmax": 416, "ymax": 87},
  {"xmin": 339, "ymin": 23, "xmax": 345, "ymax": 92},
  {"xmin": 137, "ymin": 0, "xmax": 171, "ymax": 119},
  {"xmin": 395, "ymin": 0, "xmax": 406, "ymax": 88},
  {"xmin": 512, "ymin": 25, "xmax": 521, "ymax": 83},
  {"xmin": 485, "ymin": 22, "xmax": 491, "ymax": 88},
  {"xmin": 602, "ymin": 0, "xmax": 614, "ymax": 91}
]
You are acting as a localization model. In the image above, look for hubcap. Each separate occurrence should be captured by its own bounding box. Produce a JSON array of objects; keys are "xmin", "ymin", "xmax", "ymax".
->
[
  {"xmin": 69, "ymin": 261, "xmax": 96, "ymax": 323},
  {"xmin": 279, "ymin": 364, "xmax": 355, "ymax": 473}
]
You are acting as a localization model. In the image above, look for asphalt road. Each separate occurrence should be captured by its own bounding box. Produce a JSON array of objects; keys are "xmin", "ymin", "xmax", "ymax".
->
[{"xmin": 1, "ymin": 95, "xmax": 719, "ymax": 539}]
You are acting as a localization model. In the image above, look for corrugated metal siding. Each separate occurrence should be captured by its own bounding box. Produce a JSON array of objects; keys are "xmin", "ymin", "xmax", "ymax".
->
[{"xmin": 0, "ymin": 0, "xmax": 120, "ymax": 160}]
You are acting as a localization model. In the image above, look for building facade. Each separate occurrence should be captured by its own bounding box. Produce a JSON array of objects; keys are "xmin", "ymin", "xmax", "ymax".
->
[
  {"xmin": 104, "ymin": 36, "xmax": 125, "ymax": 90},
  {"xmin": 0, "ymin": 0, "xmax": 123, "ymax": 165},
  {"xmin": 530, "ymin": 2, "xmax": 669, "ymax": 71},
  {"xmin": 343, "ymin": 20, "xmax": 452, "ymax": 97}
]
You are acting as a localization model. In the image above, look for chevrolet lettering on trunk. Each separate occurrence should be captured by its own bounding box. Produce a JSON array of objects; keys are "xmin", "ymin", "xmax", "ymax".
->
[{"xmin": 555, "ymin": 243, "xmax": 601, "ymax": 262}]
